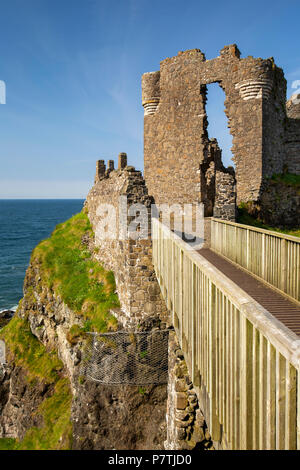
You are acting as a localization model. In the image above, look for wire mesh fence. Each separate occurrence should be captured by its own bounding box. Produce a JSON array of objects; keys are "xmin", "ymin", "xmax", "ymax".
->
[{"xmin": 81, "ymin": 329, "xmax": 170, "ymax": 385}]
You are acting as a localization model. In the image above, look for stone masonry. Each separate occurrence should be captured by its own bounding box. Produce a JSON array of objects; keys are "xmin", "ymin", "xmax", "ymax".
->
[
  {"xmin": 213, "ymin": 170, "xmax": 236, "ymax": 221},
  {"xmin": 86, "ymin": 153, "xmax": 168, "ymax": 327},
  {"xmin": 200, "ymin": 138, "xmax": 236, "ymax": 220},
  {"xmin": 286, "ymin": 94, "xmax": 300, "ymax": 174},
  {"xmin": 165, "ymin": 332, "xmax": 213, "ymax": 450},
  {"xmin": 143, "ymin": 45, "xmax": 299, "ymax": 209}
]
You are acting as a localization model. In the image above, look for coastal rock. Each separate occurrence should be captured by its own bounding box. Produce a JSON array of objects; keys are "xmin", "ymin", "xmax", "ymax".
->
[
  {"xmin": 0, "ymin": 310, "xmax": 14, "ymax": 328},
  {"xmin": 0, "ymin": 234, "xmax": 167, "ymax": 449},
  {"xmin": 0, "ymin": 310, "xmax": 15, "ymax": 319}
]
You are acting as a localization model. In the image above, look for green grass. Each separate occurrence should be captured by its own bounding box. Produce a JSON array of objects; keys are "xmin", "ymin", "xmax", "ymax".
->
[
  {"xmin": 0, "ymin": 317, "xmax": 73, "ymax": 450},
  {"xmin": 237, "ymin": 206, "xmax": 300, "ymax": 238},
  {"xmin": 0, "ymin": 439, "xmax": 17, "ymax": 450},
  {"xmin": 32, "ymin": 211, "xmax": 119, "ymax": 332}
]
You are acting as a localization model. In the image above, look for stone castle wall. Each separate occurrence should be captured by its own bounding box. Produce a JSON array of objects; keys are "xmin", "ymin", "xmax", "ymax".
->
[
  {"xmin": 286, "ymin": 94, "xmax": 300, "ymax": 174},
  {"xmin": 143, "ymin": 44, "xmax": 297, "ymax": 207},
  {"xmin": 86, "ymin": 154, "xmax": 168, "ymax": 327}
]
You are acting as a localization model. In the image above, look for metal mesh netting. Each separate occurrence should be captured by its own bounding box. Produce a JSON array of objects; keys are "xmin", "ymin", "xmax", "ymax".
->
[{"xmin": 82, "ymin": 329, "xmax": 169, "ymax": 385}]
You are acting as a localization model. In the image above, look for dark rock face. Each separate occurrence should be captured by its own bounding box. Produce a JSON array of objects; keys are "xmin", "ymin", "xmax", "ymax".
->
[
  {"xmin": 72, "ymin": 379, "xmax": 167, "ymax": 450},
  {"xmin": 0, "ymin": 252, "xmax": 168, "ymax": 449},
  {"xmin": 0, "ymin": 310, "xmax": 14, "ymax": 318},
  {"xmin": 0, "ymin": 364, "xmax": 52, "ymax": 439}
]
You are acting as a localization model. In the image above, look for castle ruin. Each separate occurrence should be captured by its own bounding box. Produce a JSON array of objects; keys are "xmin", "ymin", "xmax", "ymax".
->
[
  {"xmin": 142, "ymin": 45, "xmax": 300, "ymax": 219},
  {"xmin": 87, "ymin": 44, "xmax": 300, "ymax": 325}
]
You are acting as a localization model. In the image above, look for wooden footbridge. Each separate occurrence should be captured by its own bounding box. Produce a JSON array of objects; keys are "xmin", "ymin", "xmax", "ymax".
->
[{"xmin": 152, "ymin": 217, "xmax": 300, "ymax": 450}]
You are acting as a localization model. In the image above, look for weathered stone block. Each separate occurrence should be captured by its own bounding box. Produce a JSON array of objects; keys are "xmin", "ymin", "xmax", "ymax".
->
[
  {"xmin": 176, "ymin": 392, "xmax": 188, "ymax": 410},
  {"xmin": 175, "ymin": 379, "xmax": 187, "ymax": 393}
]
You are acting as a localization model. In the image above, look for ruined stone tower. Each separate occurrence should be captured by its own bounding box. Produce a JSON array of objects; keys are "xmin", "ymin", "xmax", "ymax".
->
[{"xmin": 142, "ymin": 45, "xmax": 297, "ymax": 210}]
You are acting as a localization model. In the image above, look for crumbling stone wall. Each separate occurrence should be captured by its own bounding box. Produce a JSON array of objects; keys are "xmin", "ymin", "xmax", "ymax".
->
[
  {"xmin": 213, "ymin": 170, "xmax": 236, "ymax": 221},
  {"xmin": 142, "ymin": 45, "xmax": 289, "ymax": 207},
  {"xmin": 165, "ymin": 332, "xmax": 213, "ymax": 450},
  {"xmin": 86, "ymin": 154, "xmax": 168, "ymax": 326},
  {"xmin": 200, "ymin": 138, "xmax": 236, "ymax": 219},
  {"xmin": 286, "ymin": 95, "xmax": 300, "ymax": 174}
]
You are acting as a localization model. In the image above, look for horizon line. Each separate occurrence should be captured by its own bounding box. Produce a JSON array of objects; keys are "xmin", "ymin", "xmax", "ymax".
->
[{"xmin": 0, "ymin": 198, "xmax": 86, "ymax": 200}]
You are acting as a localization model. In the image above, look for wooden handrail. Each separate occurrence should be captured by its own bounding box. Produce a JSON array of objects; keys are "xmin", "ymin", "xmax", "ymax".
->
[
  {"xmin": 211, "ymin": 218, "xmax": 300, "ymax": 243},
  {"xmin": 211, "ymin": 218, "xmax": 300, "ymax": 303}
]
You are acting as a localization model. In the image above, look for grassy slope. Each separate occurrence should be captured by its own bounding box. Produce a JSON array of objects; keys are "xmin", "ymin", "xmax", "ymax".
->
[
  {"xmin": 32, "ymin": 211, "xmax": 119, "ymax": 332},
  {"xmin": 0, "ymin": 211, "xmax": 120, "ymax": 449},
  {"xmin": 0, "ymin": 316, "xmax": 72, "ymax": 450}
]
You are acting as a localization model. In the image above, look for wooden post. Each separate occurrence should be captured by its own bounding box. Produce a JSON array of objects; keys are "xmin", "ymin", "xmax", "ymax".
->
[
  {"xmin": 281, "ymin": 238, "xmax": 287, "ymax": 293},
  {"xmin": 246, "ymin": 229, "xmax": 250, "ymax": 270},
  {"xmin": 261, "ymin": 233, "xmax": 265, "ymax": 280}
]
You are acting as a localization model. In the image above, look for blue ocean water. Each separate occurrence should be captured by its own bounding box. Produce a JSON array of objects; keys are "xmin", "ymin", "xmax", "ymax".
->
[{"xmin": 0, "ymin": 199, "xmax": 84, "ymax": 311}]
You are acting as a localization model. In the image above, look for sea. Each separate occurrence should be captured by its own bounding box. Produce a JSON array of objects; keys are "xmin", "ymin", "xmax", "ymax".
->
[{"xmin": 0, "ymin": 199, "xmax": 84, "ymax": 312}]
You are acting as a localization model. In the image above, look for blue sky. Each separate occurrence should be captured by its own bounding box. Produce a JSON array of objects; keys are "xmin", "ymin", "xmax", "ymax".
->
[{"xmin": 0, "ymin": 0, "xmax": 300, "ymax": 198}]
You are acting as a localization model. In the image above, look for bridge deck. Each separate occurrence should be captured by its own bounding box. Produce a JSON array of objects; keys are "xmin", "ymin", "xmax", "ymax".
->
[{"xmin": 199, "ymin": 248, "xmax": 300, "ymax": 336}]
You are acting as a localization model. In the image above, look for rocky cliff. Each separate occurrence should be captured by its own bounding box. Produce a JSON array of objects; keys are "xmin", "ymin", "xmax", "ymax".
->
[{"xmin": 0, "ymin": 210, "xmax": 167, "ymax": 450}]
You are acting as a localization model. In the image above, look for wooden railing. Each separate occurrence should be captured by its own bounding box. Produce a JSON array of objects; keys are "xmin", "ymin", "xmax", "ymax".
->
[
  {"xmin": 211, "ymin": 218, "xmax": 300, "ymax": 303},
  {"xmin": 152, "ymin": 217, "xmax": 300, "ymax": 449}
]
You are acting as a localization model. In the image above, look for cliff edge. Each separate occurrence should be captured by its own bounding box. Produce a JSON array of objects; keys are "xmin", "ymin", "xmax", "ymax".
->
[{"xmin": 0, "ymin": 210, "xmax": 167, "ymax": 450}]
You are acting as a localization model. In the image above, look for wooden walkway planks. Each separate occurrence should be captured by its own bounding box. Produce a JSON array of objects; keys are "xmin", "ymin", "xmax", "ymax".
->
[{"xmin": 199, "ymin": 248, "xmax": 300, "ymax": 336}]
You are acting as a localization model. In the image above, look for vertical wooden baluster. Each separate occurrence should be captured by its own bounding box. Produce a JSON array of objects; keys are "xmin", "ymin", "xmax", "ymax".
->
[
  {"xmin": 266, "ymin": 342, "xmax": 276, "ymax": 449},
  {"xmin": 209, "ymin": 282, "xmax": 220, "ymax": 441},
  {"xmin": 276, "ymin": 351, "xmax": 286, "ymax": 450},
  {"xmin": 240, "ymin": 317, "xmax": 253, "ymax": 449},
  {"xmin": 285, "ymin": 362, "xmax": 297, "ymax": 449}
]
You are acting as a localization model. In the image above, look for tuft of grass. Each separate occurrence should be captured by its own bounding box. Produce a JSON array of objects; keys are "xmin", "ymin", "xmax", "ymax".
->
[
  {"xmin": 31, "ymin": 212, "xmax": 119, "ymax": 332},
  {"xmin": 66, "ymin": 324, "xmax": 86, "ymax": 345}
]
